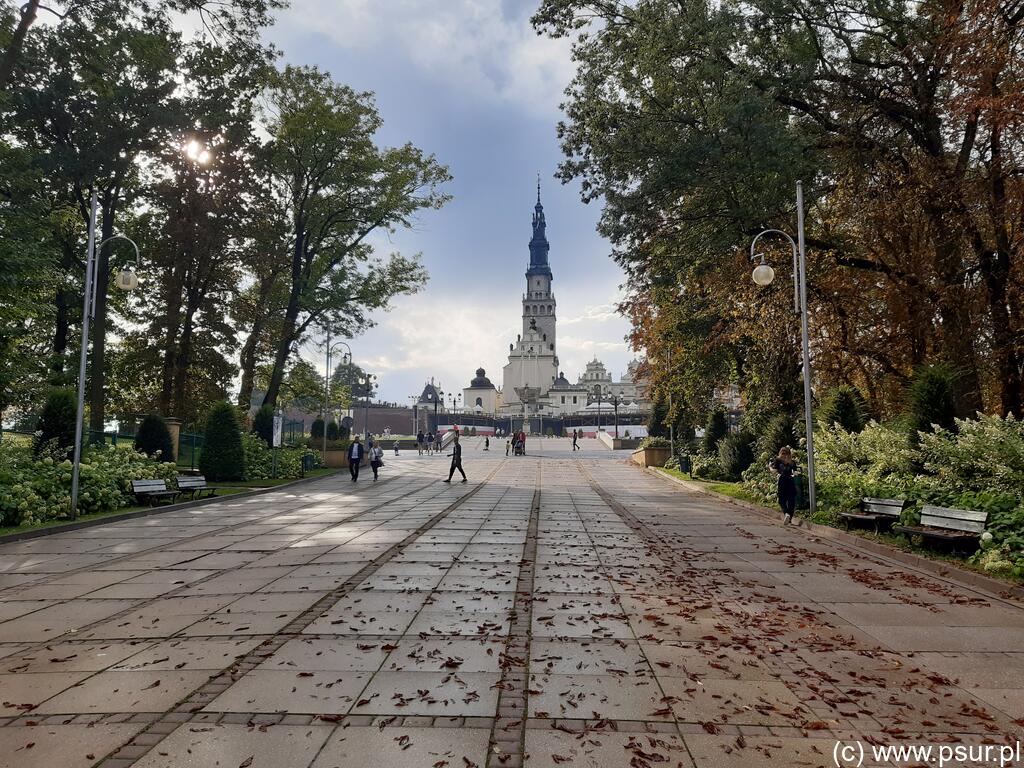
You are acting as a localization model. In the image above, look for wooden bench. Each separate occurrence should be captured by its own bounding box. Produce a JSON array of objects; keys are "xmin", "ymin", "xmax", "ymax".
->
[
  {"xmin": 131, "ymin": 479, "xmax": 179, "ymax": 507},
  {"xmin": 839, "ymin": 497, "xmax": 908, "ymax": 533},
  {"xmin": 176, "ymin": 475, "xmax": 217, "ymax": 501},
  {"xmin": 893, "ymin": 505, "xmax": 988, "ymax": 551}
]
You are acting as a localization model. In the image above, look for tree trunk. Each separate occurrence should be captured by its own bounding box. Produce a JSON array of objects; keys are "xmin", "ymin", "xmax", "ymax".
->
[
  {"xmin": 0, "ymin": 0, "xmax": 39, "ymax": 91},
  {"xmin": 170, "ymin": 287, "xmax": 203, "ymax": 418},
  {"xmin": 158, "ymin": 263, "xmax": 185, "ymax": 415},
  {"xmin": 51, "ymin": 286, "xmax": 69, "ymax": 380},
  {"xmin": 261, "ymin": 306, "xmax": 298, "ymax": 408},
  {"xmin": 236, "ymin": 273, "xmax": 278, "ymax": 409},
  {"xmin": 88, "ymin": 199, "xmax": 116, "ymax": 438}
]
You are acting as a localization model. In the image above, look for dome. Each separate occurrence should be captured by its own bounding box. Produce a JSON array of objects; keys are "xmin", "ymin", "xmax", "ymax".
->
[
  {"xmin": 551, "ymin": 371, "xmax": 571, "ymax": 389},
  {"xmin": 468, "ymin": 368, "xmax": 495, "ymax": 389}
]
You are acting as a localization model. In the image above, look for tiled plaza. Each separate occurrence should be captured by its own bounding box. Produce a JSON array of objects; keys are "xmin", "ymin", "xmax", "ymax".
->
[{"xmin": 0, "ymin": 438, "xmax": 1022, "ymax": 767}]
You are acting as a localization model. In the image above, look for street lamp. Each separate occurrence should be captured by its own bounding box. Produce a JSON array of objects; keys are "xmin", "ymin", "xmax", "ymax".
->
[
  {"xmin": 747, "ymin": 180, "xmax": 816, "ymax": 513},
  {"xmin": 608, "ymin": 389, "xmax": 624, "ymax": 438},
  {"xmin": 359, "ymin": 374, "xmax": 377, "ymax": 437},
  {"xmin": 322, "ymin": 334, "xmax": 352, "ymax": 455},
  {"xmin": 70, "ymin": 190, "xmax": 142, "ymax": 518},
  {"xmin": 592, "ymin": 384, "xmax": 603, "ymax": 432}
]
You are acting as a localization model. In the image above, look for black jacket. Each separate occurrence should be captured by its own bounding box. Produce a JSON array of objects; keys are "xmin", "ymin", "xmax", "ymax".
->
[
  {"xmin": 451, "ymin": 442, "xmax": 462, "ymax": 462},
  {"xmin": 348, "ymin": 442, "xmax": 365, "ymax": 462}
]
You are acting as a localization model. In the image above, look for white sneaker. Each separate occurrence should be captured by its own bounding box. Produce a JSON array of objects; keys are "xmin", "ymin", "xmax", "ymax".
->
[{"xmin": 783, "ymin": 515, "xmax": 792, "ymax": 525}]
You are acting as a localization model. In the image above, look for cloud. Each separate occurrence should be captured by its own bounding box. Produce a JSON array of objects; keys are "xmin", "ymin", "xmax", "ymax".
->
[
  {"xmin": 561, "ymin": 302, "xmax": 621, "ymax": 325},
  {"xmin": 272, "ymin": 0, "xmax": 574, "ymax": 118}
]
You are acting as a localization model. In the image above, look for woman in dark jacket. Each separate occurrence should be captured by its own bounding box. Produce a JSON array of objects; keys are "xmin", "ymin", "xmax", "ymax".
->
[{"xmin": 769, "ymin": 446, "xmax": 799, "ymax": 525}]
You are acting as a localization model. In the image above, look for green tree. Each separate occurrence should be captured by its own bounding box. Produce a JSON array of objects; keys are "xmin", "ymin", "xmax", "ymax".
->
[
  {"xmin": 134, "ymin": 414, "xmax": 174, "ymax": 461},
  {"xmin": 199, "ymin": 400, "xmax": 244, "ymax": 481},
  {"xmin": 702, "ymin": 409, "xmax": 728, "ymax": 454},
  {"xmin": 33, "ymin": 388, "xmax": 76, "ymax": 456},
  {"xmin": 819, "ymin": 386, "xmax": 868, "ymax": 434},
  {"xmin": 258, "ymin": 65, "xmax": 449, "ymax": 407},
  {"xmin": 252, "ymin": 404, "xmax": 274, "ymax": 446},
  {"xmin": 326, "ymin": 420, "xmax": 339, "ymax": 440},
  {"xmin": 906, "ymin": 365, "xmax": 960, "ymax": 434},
  {"xmin": 310, "ymin": 417, "xmax": 325, "ymax": 440}
]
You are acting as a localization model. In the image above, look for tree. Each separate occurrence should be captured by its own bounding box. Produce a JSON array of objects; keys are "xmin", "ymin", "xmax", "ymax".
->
[
  {"xmin": 702, "ymin": 409, "xmax": 728, "ymax": 454},
  {"xmin": 906, "ymin": 365, "xmax": 960, "ymax": 434},
  {"xmin": 326, "ymin": 420, "xmax": 339, "ymax": 440},
  {"xmin": 310, "ymin": 417, "xmax": 325, "ymax": 440},
  {"xmin": 819, "ymin": 386, "xmax": 868, "ymax": 434},
  {"xmin": 257, "ymin": 65, "xmax": 449, "ymax": 408},
  {"xmin": 33, "ymin": 388, "xmax": 76, "ymax": 456},
  {"xmin": 252, "ymin": 404, "xmax": 274, "ymax": 446},
  {"xmin": 199, "ymin": 400, "xmax": 244, "ymax": 481},
  {"xmin": 134, "ymin": 414, "xmax": 174, "ymax": 460},
  {"xmin": 533, "ymin": 0, "xmax": 1024, "ymax": 420}
]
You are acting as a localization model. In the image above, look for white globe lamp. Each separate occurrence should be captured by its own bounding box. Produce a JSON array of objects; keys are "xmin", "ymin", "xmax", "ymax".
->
[
  {"xmin": 115, "ymin": 269, "xmax": 139, "ymax": 291},
  {"xmin": 751, "ymin": 261, "xmax": 775, "ymax": 287}
]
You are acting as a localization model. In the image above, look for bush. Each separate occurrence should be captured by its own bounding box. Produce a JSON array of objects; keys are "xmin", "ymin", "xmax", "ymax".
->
[
  {"xmin": 0, "ymin": 442, "xmax": 176, "ymax": 526},
  {"xmin": 134, "ymin": 414, "xmax": 174, "ymax": 461},
  {"xmin": 819, "ymin": 386, "xmax": 867, "ymax": 433},
  {"xmin": 756, "ymin": 413, "xmax": 797, "ymax": 460},
  {"xmin": 326, "ymin": 420, "xmax": 340, "ymax": 440},
  {"xmin": 640, "ymin": 436, "xmax": 670, "ymax": 449},
  {"xmin": 702, "ymin": 409, "xmax": 728, "ymax": 453},
  {"xmin": 33, "ymin": 389, "xmax": 77, "ymax": 457},
  {"xmin": 241, "ymin": 432, "xmax": 319, "ymax": 481},
  {"xmin": 906, "ymin": 364, "xmax": 959, "ymax": 433},
  {"xmin": 311, "ymin": 417, "xmax": 325, "ymax": 439},
  {"xmin": 253, "ymin": 405, "xmax": 274, "ymax": 446},
  {"xmin": 719, "ymin": 431, "xmax": 755, "ymax": 480},
  {"xmin": 199, "ymin": 401, "xmax": 245, "ymax": 481},
  {"xmin": 691, "ymin": 451, "xmax": 728, "ymax": 480},
  {"xmin": 470, "ymin": 426, "xmax": 478, "ymax": 436}
]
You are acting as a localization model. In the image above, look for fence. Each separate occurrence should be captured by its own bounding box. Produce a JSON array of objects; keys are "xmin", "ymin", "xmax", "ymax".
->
[{"xmin": 2, "ymin": 428, "xmax": 205, "ymax": 470}]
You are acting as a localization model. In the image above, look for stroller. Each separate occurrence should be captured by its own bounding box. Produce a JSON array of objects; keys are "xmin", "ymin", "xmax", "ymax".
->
[{"xmin": 513, "ymin": 438, "xmax": 525, "ymax": 456}]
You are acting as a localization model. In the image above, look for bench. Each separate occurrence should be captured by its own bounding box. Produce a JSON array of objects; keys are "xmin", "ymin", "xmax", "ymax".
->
[
  {"xmin": 130, "ymin": 479, "xmax": 179, "ymax": 507},
  {"xmin": 175, "ymin": 475, "xmax": 217, "ymax": 501},
  {"xmin": 892, "ymin": 505, "xmax": 988, "ymax": 551},
  {"xmin": 839, "ymin": 497, "xmax": 908, "ymax": 533}
]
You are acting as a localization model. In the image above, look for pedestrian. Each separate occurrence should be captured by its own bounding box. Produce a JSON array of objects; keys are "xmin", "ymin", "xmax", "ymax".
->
[
  {"xmin": 369, "ymin": 439, "xmax": 384, "ymax": 481},
  {"xmin": 394, "ymin": 440, "xmax": 400, "ymax": 456},
  {"xmin": 348, "ymin": 435, "xmax": 364, "ymax": 482},
  {"xmin": 416, "ymin": 430, "xmax": 424, "ymax": 456},
  {"xmin": 769, "ymin": 446, "xmax": 799, "ymax": 525},
  {"xmin": 505, "ymin": 436, "xmax": 511, "ymax": 456},
  {"xmin": 434, "ymin": 431, "xmax": 442, "ymax": 452},
  {"xmin": 443, "ymin": 433, "xmax": 467, "ymax": 483},
  {"xmin": 518, "ymin": 429, "xmax": 526, "ymax": 455},
  {"xmin": 426, "ymin": 431, "xmax": 434, "ymax": 455},
  {"xmin": 572, "ymin": 428, "xmax": 579, "ymax": 451},
  {"xmin": 484, "ymin": 436, "xmax": 489, "ymax": 451}
]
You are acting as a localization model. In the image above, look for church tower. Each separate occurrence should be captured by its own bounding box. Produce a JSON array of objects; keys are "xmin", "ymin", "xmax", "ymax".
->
[
  {"xmin": 524, "ymin": 179, "xmax": 556, "ymax": 349},
  {"xmin": 502, "ymin": 180, "xmax": 559, "ymax": 408}
]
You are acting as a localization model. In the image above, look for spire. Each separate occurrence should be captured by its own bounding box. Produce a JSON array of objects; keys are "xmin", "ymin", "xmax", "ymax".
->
[{"xmin": 527, "ymin": 176, "xmax": 552, "ymax": 279}]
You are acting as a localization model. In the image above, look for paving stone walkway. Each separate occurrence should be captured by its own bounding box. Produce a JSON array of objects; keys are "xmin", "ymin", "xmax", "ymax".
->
[{"xmin": 0, "ymin": 437, "xmax": 1022, "ymax": 767}]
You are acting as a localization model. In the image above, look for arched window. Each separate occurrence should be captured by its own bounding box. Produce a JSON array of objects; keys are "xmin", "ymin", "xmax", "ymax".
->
[{"xmin": 475, "ymin": 397, "xmax": 482, "ymax": 407}]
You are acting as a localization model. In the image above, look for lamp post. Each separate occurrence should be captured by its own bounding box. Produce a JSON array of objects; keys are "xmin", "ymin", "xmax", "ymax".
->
[
  {"xmin": 359, "ymin": 374, "xmax": 377, "ymax": 438},
  {"xmin": 70, "ymin": 190, "xmax": 142, "ymax": 518},
  {"xmin": 748, "ymin": 180, "xmax": 816, "ymax": 513},
  {"xmin": 408, "ymin": 395, "xmax": 419, "ymax": 435},
  {"xmin": 592, "ymin": 384, "xmax": 603, "ymax": 432},
  {"xmin": 608, "ymin": 389, "xmax": 624, "ymax": 438},
  {"xmin": 322, "ymin": 334, "xmax": 352, "ymax": 455}
]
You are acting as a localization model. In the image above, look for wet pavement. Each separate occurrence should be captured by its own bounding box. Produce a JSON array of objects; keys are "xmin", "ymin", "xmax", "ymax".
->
[{"xmin": 0, "ymin": 437, "xmax": 1022, "ymax": 767}]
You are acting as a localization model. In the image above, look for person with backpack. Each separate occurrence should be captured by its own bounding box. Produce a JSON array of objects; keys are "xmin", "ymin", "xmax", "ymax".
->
[
  {"xmin": 426, "ymin": 431, "xmax": 434, "ymax": 455},
  {"xmin": 416, "ymin": 430, "xmax": 425, "ymax": 456}
]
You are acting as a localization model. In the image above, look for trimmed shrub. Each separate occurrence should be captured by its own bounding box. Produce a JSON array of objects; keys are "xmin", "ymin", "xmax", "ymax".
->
[
  {"xmin": 719, "ymin": 431, "xmax": 756, "ymax": 480},
  {"xmin": 906, "ymin": 364, "xmax": 959, "ymax": 433},
  {"xmin": 134, "ymin": 414, "xmax": 175, "ymax": 461},
  {"xmin": 640, "ymin": 436, "xmax": 670, "ymax": 449},
  {"xmin": 199, "ymin": 401, "xmax": 244, "ymax": 481},
  {"xmin": 702, "ymin": 408, "xmax": 728, "ymax": 453},
  {"xmin": 253, "ymin": 404, "xmax": 274, "ymax": 446},
  {"xmin": 819, "ymin": 386, "xmax": 868, "ymax": 433},
  {"xmin": 326, "ymin": 420, "xmax": 340, "ymax": 440},
  {"xmin": 757, "ymin": 413, "xmax": 798, "ymax": 460},
  {"xmin": 311, "ymin": 417, "xmax": 325, "ymax": 440},
  {"xmin": 33, "ymin": 389, "xmax": 77, "ymax": 457},
  {"xmin": 470, "ymin": 426, "xmax": 478, "ymax": 436}
]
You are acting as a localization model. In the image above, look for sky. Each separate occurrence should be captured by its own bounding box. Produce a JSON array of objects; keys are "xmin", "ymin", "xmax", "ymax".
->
[{"xmin": 263, "ymin": 0, "xmax": 635, "ymax": 406}]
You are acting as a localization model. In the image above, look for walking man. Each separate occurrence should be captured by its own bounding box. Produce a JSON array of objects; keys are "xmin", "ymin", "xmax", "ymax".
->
[
  {"xmin": 416, "ymin": 430, "xmax": 424, "ymax": 456},
  {"xmin": 426, "ymin": 431, "xmax": 434, "ymax": 455},
  {"xmin": 572, "ymin": 428, "xmax": 579, "ymax": 451},
  {"xmin": 348, "ymin": 435, "xmax": 364, "ymax": 482},
  {"xmin": 434, "ymin": 431, "xmax": 442, "ymax": 453},
  {"xmin": 443, "ymin": 433, "xmax": 467, "ymax": 483}
]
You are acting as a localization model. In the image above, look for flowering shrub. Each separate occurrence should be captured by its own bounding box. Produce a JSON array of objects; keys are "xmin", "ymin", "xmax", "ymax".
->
[
  {"xmin": 0, "ymin": 442, "xmax": 176, "ymax": 527},
  {"xmin": 240, "ymin": 432, "xmax": 319, "ymax": 481}
]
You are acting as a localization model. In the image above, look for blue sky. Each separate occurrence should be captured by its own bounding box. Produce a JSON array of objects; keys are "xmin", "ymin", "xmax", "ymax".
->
[{"xmin": 266, "ymin": 0, "xmax": 634, "ymax": 405}]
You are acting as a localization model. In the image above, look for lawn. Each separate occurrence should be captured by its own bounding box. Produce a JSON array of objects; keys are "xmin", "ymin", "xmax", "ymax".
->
[{"xmin": 208, "ymin": 467, "xmax": 340, "ymax": 489}]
